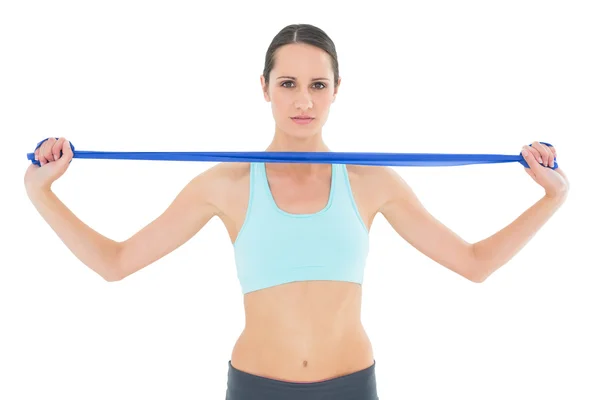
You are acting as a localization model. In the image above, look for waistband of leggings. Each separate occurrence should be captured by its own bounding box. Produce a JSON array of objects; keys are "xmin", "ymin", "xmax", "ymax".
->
[{"xmin": 227, "ymin": 360, "xmax": 376, "ymax": 390}]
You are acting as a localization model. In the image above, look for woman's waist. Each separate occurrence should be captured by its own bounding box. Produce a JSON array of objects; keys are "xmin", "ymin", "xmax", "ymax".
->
[
  {"xmin": 239, "ymin": 317, "xmax": 369, "ymax": 346},
  {"xmin": 230, "ymin": 323, "xmax": 373, "ymax": 381},
  {"xmin": 243, "ymin": 306, "xmax": 364, "ymax": 339}
]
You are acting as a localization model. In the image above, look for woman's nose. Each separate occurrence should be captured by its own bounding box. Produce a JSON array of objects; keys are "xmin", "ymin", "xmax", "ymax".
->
[{"xmin": 295, "ymin": 93, "xmax": 313, "ymax": 110}]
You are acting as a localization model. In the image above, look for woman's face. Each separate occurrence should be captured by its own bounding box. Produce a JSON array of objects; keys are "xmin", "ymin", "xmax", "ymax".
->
[{"xmin": 261, "ymin": 43, "xmax": 340, "ymax": 139}]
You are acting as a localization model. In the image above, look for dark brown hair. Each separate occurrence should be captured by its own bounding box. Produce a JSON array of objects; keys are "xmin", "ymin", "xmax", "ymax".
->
[{"xmin": 263, "ymin": 24, "xmax": 340, "ymax": 88}]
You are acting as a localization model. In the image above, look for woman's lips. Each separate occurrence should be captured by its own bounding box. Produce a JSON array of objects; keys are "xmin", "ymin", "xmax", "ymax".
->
[{"xmin": 291, "ymin": 117, "xmax": 314, "ymax": 125}]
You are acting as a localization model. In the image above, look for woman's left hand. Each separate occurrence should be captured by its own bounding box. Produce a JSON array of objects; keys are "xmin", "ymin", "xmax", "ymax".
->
[{"xmin": 521, "ymin": 141, "xmax": 569, "ymax": 199}]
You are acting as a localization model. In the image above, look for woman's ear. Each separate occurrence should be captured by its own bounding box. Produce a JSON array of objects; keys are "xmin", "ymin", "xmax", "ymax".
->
[
  {"xmin": 260, "ymin": 75, "xmax": 271, "ymax": 102},
  {"xmin": 332, "ymin": 76, "xmax": 341, "ymax": 103}
]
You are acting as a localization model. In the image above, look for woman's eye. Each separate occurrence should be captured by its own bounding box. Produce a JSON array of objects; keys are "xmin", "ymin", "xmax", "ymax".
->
[{"xmin": 281, "ymin": 81, "xmax": 326, "ymax": 89}]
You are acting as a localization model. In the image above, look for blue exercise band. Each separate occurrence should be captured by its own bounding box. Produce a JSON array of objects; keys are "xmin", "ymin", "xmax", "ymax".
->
[{"xmin": 27, "ymin": 138, "xmax": 558, "ymax": 169}]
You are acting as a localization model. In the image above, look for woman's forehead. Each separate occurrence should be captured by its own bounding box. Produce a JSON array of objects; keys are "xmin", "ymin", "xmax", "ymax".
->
[{"xmin": 272, "ymin": 44, "xmax": 332, "ymax": 78}]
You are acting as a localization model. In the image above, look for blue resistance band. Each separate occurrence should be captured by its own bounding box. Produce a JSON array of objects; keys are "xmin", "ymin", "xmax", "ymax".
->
[{"xmin": 27, "ymin": 138, "xmax": 558, "ymax": 169}]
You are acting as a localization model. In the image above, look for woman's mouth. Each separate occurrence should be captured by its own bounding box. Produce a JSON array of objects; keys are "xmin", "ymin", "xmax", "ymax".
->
[{"xmin": 291, "ymin": 117, "xmax": 314, "ymax": 125}]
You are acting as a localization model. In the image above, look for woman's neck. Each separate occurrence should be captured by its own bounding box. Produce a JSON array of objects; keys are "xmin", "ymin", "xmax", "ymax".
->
[{"xmin": 265, "ymin": 130, "xmax": 331, "ymax": 175}]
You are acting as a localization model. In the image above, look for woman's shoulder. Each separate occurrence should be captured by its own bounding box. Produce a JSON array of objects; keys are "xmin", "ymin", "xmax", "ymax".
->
[
  {"xmin": 345, "ymin": 164, "xmax": 385, "ymax": 178},
  {"xmin": 194, "ymin": 162, "xmax": 251, "ymax": 206},
  {"xmin": 345, "ymin": 164, "xmax": 399, "ymax": 188},
  {"xmin": 345, "ymin": 164, "xmax": 411, "ymax": 209},
  {"xmin": 194, "ymin": 162, "xmax": 251, "ymax": 184}
]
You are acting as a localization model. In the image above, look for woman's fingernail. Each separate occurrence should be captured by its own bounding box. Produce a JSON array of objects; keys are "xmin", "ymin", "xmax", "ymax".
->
[{"xmin": 522, "ymin": 149, "xmax": 529, "ymax": 156}]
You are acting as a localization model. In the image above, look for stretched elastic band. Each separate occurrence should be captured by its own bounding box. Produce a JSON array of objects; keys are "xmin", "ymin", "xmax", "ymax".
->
[{"xmin": 27, "ymin": 138, "xmax": 558, "ymax": 169}]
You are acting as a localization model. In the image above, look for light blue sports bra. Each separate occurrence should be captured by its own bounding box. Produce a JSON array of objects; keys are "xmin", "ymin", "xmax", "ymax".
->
[{"xmin": 233, "ymin": 162, "xmax": 370, "ymax": 294}]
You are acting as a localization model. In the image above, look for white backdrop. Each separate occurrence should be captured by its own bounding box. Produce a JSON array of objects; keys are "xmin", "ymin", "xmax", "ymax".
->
[{"xmin": 2, "ymin": 1, "xmax": 598, "ymax": 399}]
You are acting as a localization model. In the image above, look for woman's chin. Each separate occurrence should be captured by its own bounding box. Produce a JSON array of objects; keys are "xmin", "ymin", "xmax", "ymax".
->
[{"xmin": 287, "ymin": 121, "xmax": 321, "ymax": 135}]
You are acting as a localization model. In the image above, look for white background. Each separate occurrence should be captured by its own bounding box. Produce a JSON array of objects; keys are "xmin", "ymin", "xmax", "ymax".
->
[{"xmin": 2, "ymin": 1, "xmax": 599, "ymax": 399}]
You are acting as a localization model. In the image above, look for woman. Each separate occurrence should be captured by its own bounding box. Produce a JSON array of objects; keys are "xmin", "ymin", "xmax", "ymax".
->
[{"xmin": 24, "ymin": 24, "xmax": 569, "ymax": 399}]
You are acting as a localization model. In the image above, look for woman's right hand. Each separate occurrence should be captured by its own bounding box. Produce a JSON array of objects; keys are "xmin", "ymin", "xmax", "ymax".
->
[{"xmin": 24, "ymin": 137, "xmax": 74, "ymax": 195}]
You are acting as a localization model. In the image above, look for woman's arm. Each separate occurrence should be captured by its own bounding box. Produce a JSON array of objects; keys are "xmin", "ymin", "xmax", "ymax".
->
[
  {"xmin": 27, "ymin": 188, "xmax": 124, "ymax": 281},
  {"xmin": 470, "ymin": 193, "xmax": 566, "ymax": 282},
  {"xmin": 27, "ymin": 165, "xmax": 222, "ymax": 282},
  {"xmin": 377, "ymin": 168, "xmax": 479, "ymax": 281},
  {"xmin": 377, "ymin": 166, "xmax": 567, "ymax": 283}
]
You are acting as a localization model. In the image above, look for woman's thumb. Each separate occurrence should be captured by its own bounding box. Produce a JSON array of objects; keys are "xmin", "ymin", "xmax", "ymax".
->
[
  {"xmin": 61, "ymin": 139, "xmax": 73, "ymax": 161},
  {"xmin": 522, "ymin": 147, "xmax": 542, "ymax": 172}
]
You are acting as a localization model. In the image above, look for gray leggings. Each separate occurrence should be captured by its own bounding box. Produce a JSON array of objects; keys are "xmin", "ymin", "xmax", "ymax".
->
[{"xmin": 225, "ymin": 360, "xmax": 379, "ymax": 400}]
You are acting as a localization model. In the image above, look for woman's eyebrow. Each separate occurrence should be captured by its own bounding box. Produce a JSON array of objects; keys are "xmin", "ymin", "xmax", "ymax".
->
[{"xmin": 276, "ymin": 76, "xmax": 330, "ymax": 81}]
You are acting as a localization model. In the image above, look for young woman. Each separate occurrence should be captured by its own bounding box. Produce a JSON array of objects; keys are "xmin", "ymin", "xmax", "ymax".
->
[{"xmin": 24, "ymin": 24, "xmax": 569, "ymax": 400}]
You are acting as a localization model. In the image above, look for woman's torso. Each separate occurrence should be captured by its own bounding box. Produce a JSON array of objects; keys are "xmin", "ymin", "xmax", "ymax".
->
[{"xmin": 209, "ymin": 161, "xmax": 387, "ymax": 382}]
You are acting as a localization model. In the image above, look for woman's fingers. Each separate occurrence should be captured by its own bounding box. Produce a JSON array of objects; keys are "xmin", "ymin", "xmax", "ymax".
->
[{"xmin": 531, "ymin": 141, "xmax": 551, "ymax": 167}]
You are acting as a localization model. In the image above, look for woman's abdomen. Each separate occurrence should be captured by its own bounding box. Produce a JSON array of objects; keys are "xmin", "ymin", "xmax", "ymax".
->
[{"xmin": 229, "ymin": 281, "xmax": 374, "ymax": 382}]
